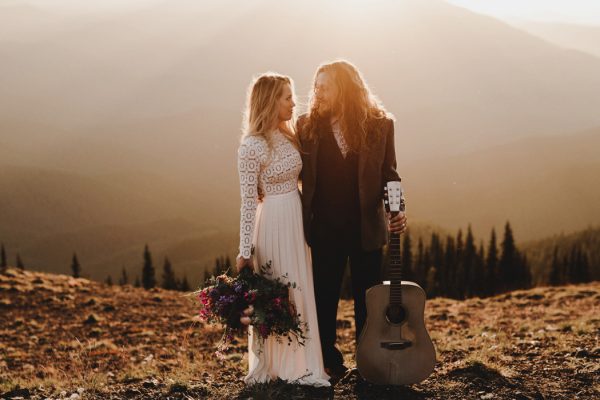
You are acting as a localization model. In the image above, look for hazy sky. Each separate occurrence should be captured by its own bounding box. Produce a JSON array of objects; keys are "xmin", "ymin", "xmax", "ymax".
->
[
  {"xmin": 446, "ymin": 0, "xmax": 600, "ymax": 25},
  {"xmin": 18, "ymin": 0, "xmax": 600, "ymax": 25},
  {"xmin": 12, "ymin": 0, "xmax": 600, "ymax": 25}
]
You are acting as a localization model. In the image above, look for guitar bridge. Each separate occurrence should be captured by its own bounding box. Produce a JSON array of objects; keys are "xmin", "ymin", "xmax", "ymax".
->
[{"xmin": 381, "ymin": 340, "xmax": 412, "ymax": 350}]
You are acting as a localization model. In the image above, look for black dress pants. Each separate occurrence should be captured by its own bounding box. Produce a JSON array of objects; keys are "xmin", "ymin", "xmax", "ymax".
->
[{"xmin": 311, "ymin": 240, "xmax": 382, "ymax": 369}]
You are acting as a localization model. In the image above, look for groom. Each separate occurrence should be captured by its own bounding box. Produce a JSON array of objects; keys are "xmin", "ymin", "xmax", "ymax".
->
[{"xmin": 297, "ymin": 60, "xmax": 407, "ymax": 379}]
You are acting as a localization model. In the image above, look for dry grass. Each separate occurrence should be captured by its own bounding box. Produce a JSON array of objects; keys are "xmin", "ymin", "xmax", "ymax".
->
[{"xmin": 1, "ymin": 268, "xmax": 598, "ymax": 399}]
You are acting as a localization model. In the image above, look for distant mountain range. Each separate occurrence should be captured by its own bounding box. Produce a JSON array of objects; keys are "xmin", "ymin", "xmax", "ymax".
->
[
  {"xmin": 509, "ymin": 19, "xmax": 600, "ymax": 58},
  {"xmin": 1, "ymin": 0, "xmax": 599, "ymax": 282}
]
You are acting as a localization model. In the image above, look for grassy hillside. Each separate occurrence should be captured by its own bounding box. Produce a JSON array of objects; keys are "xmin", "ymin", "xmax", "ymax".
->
[{"xmin": 1, "ymin": 267, "xmax": 597, "ymax": 399}]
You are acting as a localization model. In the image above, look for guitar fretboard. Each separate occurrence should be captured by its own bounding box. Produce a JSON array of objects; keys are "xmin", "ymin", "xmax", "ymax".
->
[{"xmin": 389, "ymin": 227, "xmax": 403, "ymax": 306}]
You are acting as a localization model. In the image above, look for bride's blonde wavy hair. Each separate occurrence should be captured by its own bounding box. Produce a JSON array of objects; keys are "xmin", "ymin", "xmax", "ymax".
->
[
  {"xmin": 303, "ymin": 60, "xmax": 390, "ymax": 152},
  {"xmin": 242, "ymin": 72, "xmax": 299, "ymax": 150}
]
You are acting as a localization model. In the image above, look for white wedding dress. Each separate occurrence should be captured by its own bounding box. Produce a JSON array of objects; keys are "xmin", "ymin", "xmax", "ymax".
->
[{"xmin": 237, "ymin": 129, "xmax": 330, "ymax": 386}]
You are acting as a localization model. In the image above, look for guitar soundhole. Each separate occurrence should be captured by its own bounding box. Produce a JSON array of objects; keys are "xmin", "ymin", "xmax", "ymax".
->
[{"xmin": 385, "ymin": 304, "xmax": 407, "ymax": 325}]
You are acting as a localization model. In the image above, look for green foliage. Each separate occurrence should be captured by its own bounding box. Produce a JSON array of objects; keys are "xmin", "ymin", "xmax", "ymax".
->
[
  {"xmin": 119, "ymin": 267, "xmax": 128, "ymax": 286},
  {"xmin": 142, "ymin": 244, "xmax": 156, "ymax": 289},
  {"xmin": 162, "ymin": 257, "xmax": 178, "ymax": 290},
  {"xmin": 71, "ymin": 252, "xmax": 81, "ymax": 278},
  {"xmin": 381, "ymin": 220, "xmax": 553, "ymax": 300},
  {"xmin": 1, "ymin": 243, "xmax": 7, "ymax": 273},
  {"xmin": 16, "ymin": 253, "xmax": 24, "ymax": 270},
  {"xmin": 523, "ymin": 226, "xmax": 600, "ymax": 284}
]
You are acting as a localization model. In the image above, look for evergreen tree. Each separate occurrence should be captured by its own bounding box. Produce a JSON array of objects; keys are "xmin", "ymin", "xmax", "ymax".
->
[
  {"xmin": 1, "ymin": 243, "xmax": 7, "ymax": 273},
  {"xmin": 202, "ymin": 264, "xmax": 212, "ymax": 287},
  {"xmin": 463, "ymin": 226, "xmax": 476, "ymax": 298},
  {"xmin": 443, "ymin": 235, "xmax": 456, "ymax": 298},
  {"xmin": 431, "ymin": 233, "xmax": 444, "ymax": 294},
  {"xmin": 16, "ymin": 253, "xmax": 24, "ymax": 270},
  {"xmin": 422, "ymin": 248, "xmax": 431, "ymax": 288},
  {"xmin": 520, "ymin": 253, "xmax": 532, "ymax": 289},
  {"xmin": 179, "ymin": 274, "xmax": 191, "ymax": 292},
  {"xmin": 565, "ymin": 246, "xmax": 577, "ymax": 284},
  {"xmin": 454, "ymin": 229, "xmax": 466, "ymax": 299},
  {"xmin": 562, "ymin": 254, "xmax": 569, "ymax": 285},
  {"xmin": 71, "ymin": 253, "xmax": 81, "ymax": 278},
  {"xmin": 472, "ymin": 241, "xmax": 486, "ymax": 297},
  {"xmin": 119, "ymin": 267, "xmax": 129, "ymax": 286},
  {"xmin": 141, "ymin": 244, "xmax": 156, "ymax": 289},
  {"xmin": 549, "ymin": 246, "xmax": 562, "ymax": 286},
  {"xmin": 401, "ymin": 231, "xmax": 413, "ymax": 280},
  {"xmin": 569, "ymin": 245, "xmax": 591, "ymax": 284},
  {"xmin": 215, "ymin": 257, "xmax": 222, "ymax": 274},
  {"xmin": 425, "ymin": 266, "xmax": 437, "ymax": 298},
  {"xmin": 105, "ymin": 275, "xmax": 113, "ymax": 286},
  {"xmin": 579, "ymin": 249, "xmax": 591, "ymax": 283},
  {"xmin": 499, "ymin": 222, "xmax": 517, "ymax": 293},
  {"xmin": 162, "ymin": 257, "xmax": 178, "ymax": 290},
  {"xmin": 134, "ymin": 275, "xmax": 141, "ymax": 287},
  {"xmin": 486, "ymin": 228, "xmax": 499, "ymax": 295},
  {"xmin": 415, "ymin": 237, "xmax": 425, "ymax": 286}
]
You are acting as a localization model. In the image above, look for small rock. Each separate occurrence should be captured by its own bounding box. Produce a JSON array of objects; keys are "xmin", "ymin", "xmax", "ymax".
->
[
  {"xmin": 574, "ymin": 348, "xmax": 590, "ymax": 358},
  {"xmin": 0, "ymin": 387, "xmax": 30, "ymax": 398},
  {"xmin": 526, "ymin": 293, "xmax": 545, "ymax": 300},
  {"xmin": 169, "ymin": 383, "xmax": 188, "ymax": 394},
  {"xmin": 84, "ymin": 313, "xmax": 103, "ymax": 324},
  {"xmin": 123, "ymin": 387, "xmax": 141, "ymax": 397},
  {"xmin": 84, "ymin": 298, "xmax": 97, "ymax": 306},
  {"xmin": 142, "ymin": 378, "xmax": 159, "ymax": 388},
  {"xmin": 89, "ymin": 327, "xmax": 103, "ymax": 337}
]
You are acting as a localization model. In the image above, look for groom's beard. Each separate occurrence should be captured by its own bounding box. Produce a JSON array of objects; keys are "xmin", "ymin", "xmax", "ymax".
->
[{"xmin": 316, "ymin": 102, "xmax": 340, "ymax": 119}]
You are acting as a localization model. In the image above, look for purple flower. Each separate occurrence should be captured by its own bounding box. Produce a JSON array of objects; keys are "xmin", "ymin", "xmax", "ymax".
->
[{"xmin": 233, "ymin": 281, "xmax": 244, "ymax": 294}]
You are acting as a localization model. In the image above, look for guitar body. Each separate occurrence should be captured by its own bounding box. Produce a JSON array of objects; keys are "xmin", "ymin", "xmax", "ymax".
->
[{"xmin": 356, "ymin": 281, "xmax": 436, "ymax": 385}]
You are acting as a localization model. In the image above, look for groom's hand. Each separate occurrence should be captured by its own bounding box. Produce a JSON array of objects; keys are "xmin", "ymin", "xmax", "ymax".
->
[
  {"xmin": 387, "ymin": 212, "xmax": 407, "ymax": 234},
  {"xmin": 236, "ymin": 256, "xmax": 253, "ymax": 272}
]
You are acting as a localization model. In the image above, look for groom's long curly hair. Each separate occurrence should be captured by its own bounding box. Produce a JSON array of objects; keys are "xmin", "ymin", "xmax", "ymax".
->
[{"xmin": 303, "ymin": 60, "xmax": 391, "ymax": 152}]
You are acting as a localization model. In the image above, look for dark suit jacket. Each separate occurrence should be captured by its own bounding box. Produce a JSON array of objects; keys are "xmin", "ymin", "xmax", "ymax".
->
[{"xmin": 297, "ymin": 114, "xmax": 401, "ymax": 251}]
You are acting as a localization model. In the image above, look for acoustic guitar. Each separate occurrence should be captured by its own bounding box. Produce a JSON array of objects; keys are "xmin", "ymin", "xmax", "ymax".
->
[{"xmin": 356, "ymin": 181, "xmax": 436, "ymax": 385}]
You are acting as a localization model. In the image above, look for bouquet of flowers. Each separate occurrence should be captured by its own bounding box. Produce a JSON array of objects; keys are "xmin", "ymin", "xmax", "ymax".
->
[{"xmin": 193, "ymin": 261, "xmax": 307, "ymax": 355}]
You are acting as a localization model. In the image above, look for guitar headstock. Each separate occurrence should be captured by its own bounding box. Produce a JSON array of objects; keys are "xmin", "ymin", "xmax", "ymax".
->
[{"xmin": 384, "ymin": 181, "xmax": 405, "ymax": 214}]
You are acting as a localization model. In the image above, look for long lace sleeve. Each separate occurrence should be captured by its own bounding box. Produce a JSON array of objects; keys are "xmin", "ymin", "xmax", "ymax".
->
[{"xmin": 237, "ymin": 137, "xmax": 264, "ymax": 259}]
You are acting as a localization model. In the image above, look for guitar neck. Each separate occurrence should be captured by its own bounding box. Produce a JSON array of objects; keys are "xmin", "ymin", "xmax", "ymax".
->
[{"xmin": 388, "ymin": 211, "xmax": 403, "ymax": 306}]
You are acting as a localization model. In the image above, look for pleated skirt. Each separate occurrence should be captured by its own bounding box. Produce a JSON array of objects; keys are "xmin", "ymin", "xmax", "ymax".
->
[{"xmin": 244, "ymin": 189, "xmax": 330, "ymax": 387}]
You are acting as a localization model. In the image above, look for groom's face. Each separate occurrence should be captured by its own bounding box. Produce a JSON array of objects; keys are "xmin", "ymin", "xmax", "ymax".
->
[{"xmin": 315, "ymin": 72, "xmax": 339, "ymax": 117}]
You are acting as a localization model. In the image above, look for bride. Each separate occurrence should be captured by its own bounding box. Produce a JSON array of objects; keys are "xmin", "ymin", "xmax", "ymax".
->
[{"xmin": 235, "ymin": 72, "xmax": 330, "ymax": 386}]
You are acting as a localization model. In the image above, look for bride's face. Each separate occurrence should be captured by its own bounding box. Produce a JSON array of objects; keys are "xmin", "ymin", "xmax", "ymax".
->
[{"xmin": 277, "ymin": 83, "xmax": 295, "ymax": 123}]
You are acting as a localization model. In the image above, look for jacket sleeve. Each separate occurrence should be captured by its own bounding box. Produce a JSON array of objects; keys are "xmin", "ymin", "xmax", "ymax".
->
[{"xmin": 382, "ymin": 118, "xmax": 402, "ymax": 185}]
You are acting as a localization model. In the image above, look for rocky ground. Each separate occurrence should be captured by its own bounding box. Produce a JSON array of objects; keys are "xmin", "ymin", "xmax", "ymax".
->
[{"xmin": 0, "ymin": 267, "xmax": 598, "ymax": 399}]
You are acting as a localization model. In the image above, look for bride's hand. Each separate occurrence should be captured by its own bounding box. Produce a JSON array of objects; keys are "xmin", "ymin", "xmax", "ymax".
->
[{"xmin": 236, "ymin": 256, "xmax": 253, "ymax": 272}]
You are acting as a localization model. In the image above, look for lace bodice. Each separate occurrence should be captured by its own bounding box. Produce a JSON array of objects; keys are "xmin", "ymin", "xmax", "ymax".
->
[{"xmin": 237, "ymin": 130, "xmax": 302, "ymax": 258}]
